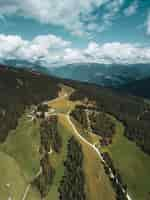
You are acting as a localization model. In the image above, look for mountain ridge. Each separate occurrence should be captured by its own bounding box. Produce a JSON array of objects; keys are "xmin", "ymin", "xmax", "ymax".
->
[
  {"xmin": 49, "ymin": 63, "xmax": 150, "ymax": 87},
  {"xmin": 2, "ymin": 60, "xmax": 150, "ymax": 87}
]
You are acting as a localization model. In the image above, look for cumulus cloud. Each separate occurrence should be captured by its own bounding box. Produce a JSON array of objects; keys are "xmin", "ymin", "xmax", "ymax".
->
[
  {"xmin": 0, "ymin": 35, "xmax": 27, "ymax": 58},
  {"xmin": 84, "ymin": 42, "xmax": 150, "ymax": 64},
  {"xmin": 0, "ymin": 34, "xmax": 70, "ymax": 62},
  {"xmin": 0, "ymin": 0, "xmax": 124, "ymax": 36},
  {"xmin": 124, "ymin": 0, "xmax": 138, "ymax": 16},
  {"xmin": 0, "ymin": 34, "xmax": 150, "ymax": 66}
]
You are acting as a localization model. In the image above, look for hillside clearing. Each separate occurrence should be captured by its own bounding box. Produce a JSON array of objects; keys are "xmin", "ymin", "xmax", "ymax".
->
[
  {"xmin": 0, "ymin": 151, "xmax": 26, "ymax": 200},
  {"xmin": 106, "ymin": 117, "xmax": 150, "ymax": 200},
  {"xmin": 0, "ymin": 111, "xmax": 41, "ymax": 200},
  {"xmin": 0, "ymin": 113, "xmax": 41, "ymax": 181}
]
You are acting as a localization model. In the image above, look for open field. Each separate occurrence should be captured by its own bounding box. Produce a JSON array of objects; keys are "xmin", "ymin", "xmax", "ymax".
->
[
  {"xmin": 0, "ymin": 113, "xmax": 41, "ymax": 181},
  {"xmin": 82, "ymin": 140, "xmax": 116, "ymax": 200},
  {"xmin": 105, "ymin": 116, "xmax": 150, "ymax": 200},
  {"xmin": 48, "ymin": 98, "xmax": 75, "ymax": 113},
  {"xmin": 0, "ymin": 151, "xmax": 26, "ymax": 200},
  {"xmin": 0, "ymin": 112, "xmax": 41, "ymax": 200},
  {"xmin": 48, "ymin": 84, "xmax": 80, "ymax": 114}
]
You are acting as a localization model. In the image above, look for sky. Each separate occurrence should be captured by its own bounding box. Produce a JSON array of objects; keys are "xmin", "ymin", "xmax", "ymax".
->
[{"xmin": 0, "ymin": 0, "xmax": 150, "ymax": 67}]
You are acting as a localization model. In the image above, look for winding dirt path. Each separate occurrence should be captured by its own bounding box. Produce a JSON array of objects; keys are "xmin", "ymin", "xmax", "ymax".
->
[
  {"xmin": 21, "ymin": 92, "xmax": 132, "ymax": 200},
  {"xmin": 65, "ymin": 112, "xmax": 132, "ymax": 200},
  {"xmin": 47, "ymin": 92, "xmax": 133, "ymax": 200}
]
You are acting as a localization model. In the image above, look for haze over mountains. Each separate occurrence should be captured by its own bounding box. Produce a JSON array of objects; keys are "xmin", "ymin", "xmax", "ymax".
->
[
  {"xmin": 3, "ymin": 59, "xmax": 150, "ymax": 87},
  {"xmin": 49, "ymin": 63, "xmax": 150, "ymax": 87}
]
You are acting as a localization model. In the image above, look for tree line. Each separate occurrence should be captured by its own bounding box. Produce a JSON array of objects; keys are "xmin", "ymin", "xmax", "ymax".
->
[
  {"xmin": 34, "ymin": 115, "xmax": 62, "ymax": 198},
  {"xmin": 70, "ymin": 83, "xmax": 150, "ymax": 155},
  {"xmin": 58, "ymin": 137, "xmax": 86, "ymax": 200},
  {"xmin": 40, "ymin": 116, "xmax": 62, "ymax": 154},
  {"xmin": 0, "ymin": 65, "xmax": 59, "ymax": 142},
  {"xmin": 102, "ymin": 152, "xmax": 128, "ymax": 200},
  {"xmin": 71, "ymin": 105, "xmax": 115, "ymax": 144}
]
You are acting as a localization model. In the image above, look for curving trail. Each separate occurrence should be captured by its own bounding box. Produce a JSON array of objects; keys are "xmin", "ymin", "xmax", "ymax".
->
[
  {"xmin": 21, "ymin": 92, "xmax": 132, "ymax": 200},
  {"xmin": 65, "ymin": 112, "xmax": 132, "ymax": 200},
  {"xmin": 48, "ymin": 92, "xmax": 133, "ymax": 200},
  {"xmin": 21, "ymin": 167, "xmax": 42, "ymax": 200},
  {"xmin": 65, "ymin": 113, "xmax": 105, "ymax": 163}
]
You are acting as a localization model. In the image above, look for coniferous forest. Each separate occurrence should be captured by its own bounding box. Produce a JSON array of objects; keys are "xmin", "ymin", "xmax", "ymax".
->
[
  {"xmin": 0, "ymin": 65, "xmax": 59, "ymax": 142},
  {"xmin": 70, "ymin": 83, "xmax": 150, "ymax": 154},
  {"xmin": 59, "ymin": 137, "xmax": 86, "ymax": 200}
]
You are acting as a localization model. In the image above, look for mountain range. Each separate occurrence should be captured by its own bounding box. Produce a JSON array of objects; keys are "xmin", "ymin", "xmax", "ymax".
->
[
  {"xmin": 49, "ymin": 63, "xmax": 150, "ymax": 87},
  {"xmin": 3, "ymin": 59, "xmax": 150, "ymax": 87}
]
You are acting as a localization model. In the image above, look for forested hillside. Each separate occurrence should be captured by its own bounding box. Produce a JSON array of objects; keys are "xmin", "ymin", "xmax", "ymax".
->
[
  {"xmin": 59, "ymin": 137, "xmax": 85, "ymax": 200},
  {"xmin": 1, "ymin": 64, "xmax": 150, "ymax": 155},
  {"xmin": 1, "ymin": 64, "xmax": 150, "ymax": 200},
  {"xmin": 70, "ymin": 83, "xmax": 150, "ymax": 154},
  {"xmin": 0, "ymin": 64, "xmax": 60, "ymax": 142},
  {"xmin": 120, "ymin": 77, "xmax": 150, "ymax": 99}
]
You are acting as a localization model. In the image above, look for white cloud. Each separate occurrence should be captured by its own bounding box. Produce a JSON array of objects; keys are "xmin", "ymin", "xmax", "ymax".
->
[
  {"xmin": 0, "ymin": 34, "xmax": 70, "ymax": 62},
  {"xmin": 84, "ymin": 42, "xmax": 150, "ymax": 64},
  {"xmin": 64, "ymin": 48, "xmax": 85, "ymax": 63},
  {"xmin": 0, "ymin": 34, "xmax": 27, "ymax": 58},
  {"xmin": 0, "ymin": 34, "xmax": 150, "ymax": 66},
  {"xmin": 124, "ymin": 0, "xmax": 138, "ymax": 16},
  {"xmin": 0, "ymin": 0, "xmax": 124, "ymax": 35},
  {"xmin": 32, "ymin": 35, "xmax": 71, "ymax": 49}
]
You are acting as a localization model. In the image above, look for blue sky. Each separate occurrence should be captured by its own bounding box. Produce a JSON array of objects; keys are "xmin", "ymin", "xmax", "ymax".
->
[{"xmin": 0, "ymin": 0, "xmax": 150, "ymax": 66}]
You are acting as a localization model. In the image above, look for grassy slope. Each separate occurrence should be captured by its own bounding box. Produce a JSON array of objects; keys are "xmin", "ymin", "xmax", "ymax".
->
[
  {"xmin": 0, "ymin": 113, "xmax": 41, "ymax": 180},
  {"xmin": 0, "ymin": 151, "xmax": 26, "ymax": 200},
  {"xmin": 0, "ymin": 112, "xmax": 41, "ymax": 200},
  {"xmin": 27, "ymin": 186, "xmax": 41, "ymax": 200},
  {"xmin": 48, "ymin": 98, "xmax": 75, "ymax": 113},
  {"xmin": 82, "ymin": 142, "xmax": 115, "ymax": 200},
  {"xmin": 106, "ymin": 117, "xmax": 150, "ymax": 200}
]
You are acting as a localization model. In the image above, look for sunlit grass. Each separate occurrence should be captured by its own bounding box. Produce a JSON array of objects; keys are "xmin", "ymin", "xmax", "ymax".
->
[
  {"xmin": 0, "ymin": 114, "xmax": 41, "ymax": 181},
  {"xmin": 104, "ymin": 116, "xmax": 150, "ymax": 200},
  {"xmin": 0, "ymin": 151, "xmax": 27, "ymax": 200}
]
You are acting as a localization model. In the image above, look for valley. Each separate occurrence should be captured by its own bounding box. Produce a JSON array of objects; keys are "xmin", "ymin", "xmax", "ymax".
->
[
  {"xmin": 0, "ymin": 85, "xmax": 115, "ymax": 200},
  {"xmin": 0, "ymin": 66, "xmax": 150, "ymax": 200}
]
